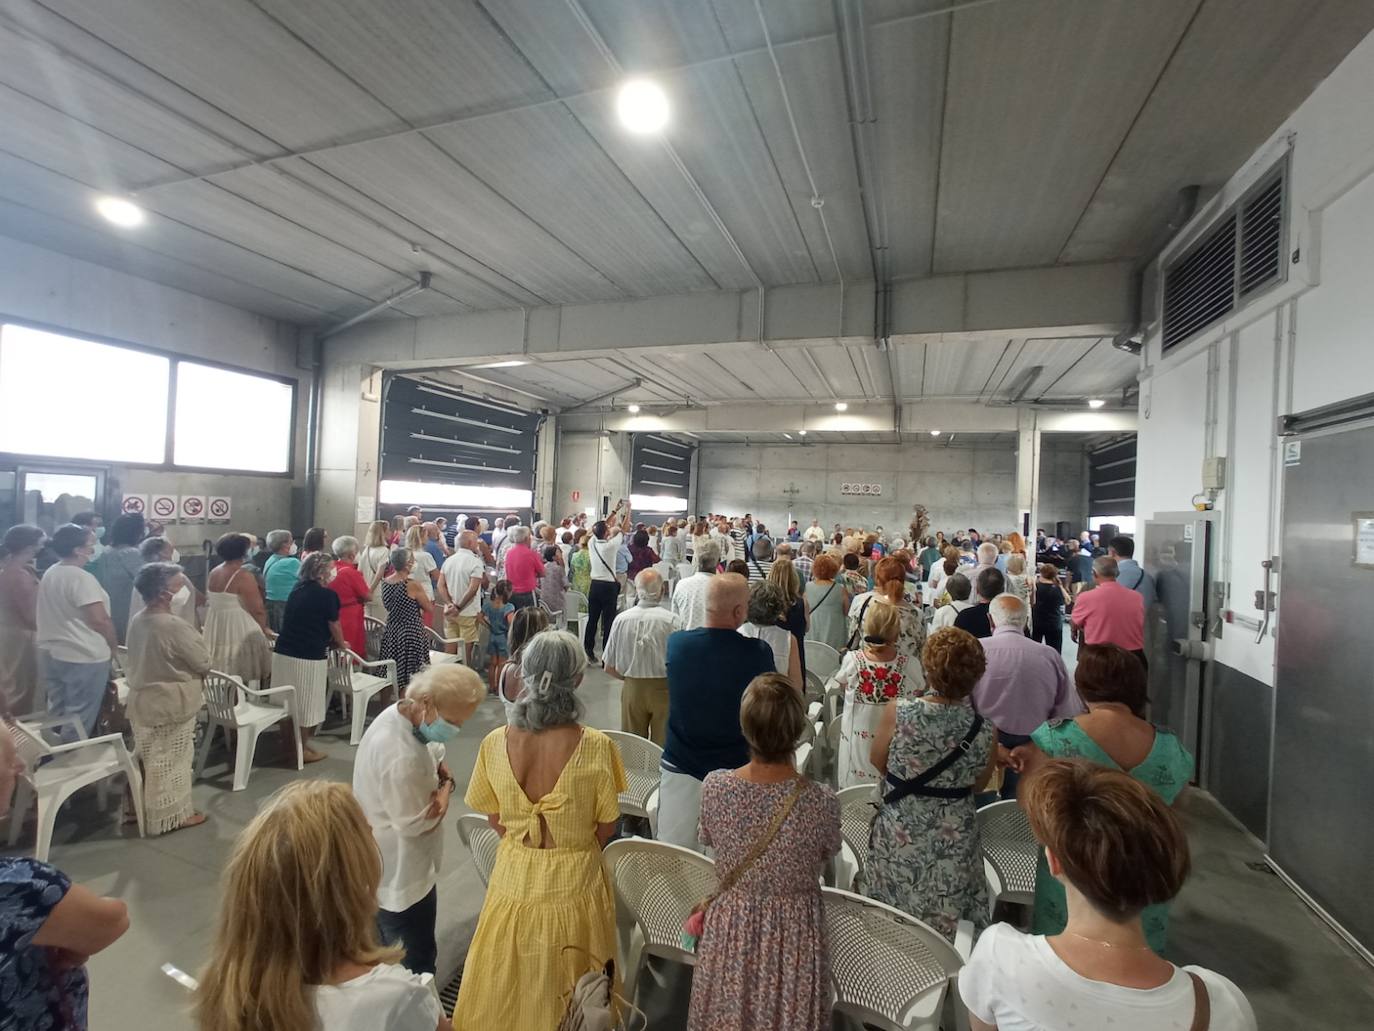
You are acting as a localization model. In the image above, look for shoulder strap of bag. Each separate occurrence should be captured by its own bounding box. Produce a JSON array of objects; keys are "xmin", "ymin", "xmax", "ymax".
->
[
  {"xmin": 814, "ymin": 581, "xmax": 837, "ymax": 609},
  {"xmin": 593, "ymin": 536, "xmax": 617, "ymax": 576},
  {"xmin": 846, "ymin": 596, "xmax": 872, "ymax": 650},
  {"xmin": 1127, "ymin": 566, "xmax": 1146, "ymax": 590},
  {"xmin": 883, "ymin": 713, "xmax": 985, "ymax": 804},
  {"xmin": 715, "ymin": 777, "xmax": 807, "ymax": 897},
  {"xmin": 1187, "ymin": 972, "xmax": 1211, "ymax": 1031}
]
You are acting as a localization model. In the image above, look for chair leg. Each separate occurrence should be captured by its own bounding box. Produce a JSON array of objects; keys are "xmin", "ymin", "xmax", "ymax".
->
[
  {"xmin": 33, "ymin": 791, "xmax": 61, "ymax": 863},
  {"xmin": 350, "ymin": 690, "xmax": 367, "ymax": 746},
  {"xmin": 194, "ymin": 722, "xmax": 217, "ymax": 781},
  {"xmin": 122, "ymin": 764, "xmax": 146, "ymax": 839},
  {"xmin": 7, "ymin": 780, "xmax": 33, "ymax": 846},
  {"xmin": 292, "ymin": 719, "xmax": 303, "ymax": 770},
  {"xmin": 233, "ymin": 726, "xmax": 257, "ymax": 792}
]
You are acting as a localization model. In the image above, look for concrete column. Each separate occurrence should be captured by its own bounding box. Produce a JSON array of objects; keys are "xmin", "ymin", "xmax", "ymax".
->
[
  {"xmin": 1015, "ymin": 408, "xmax": 1041, "ymax": 537},
  {"xmin": 315, "ymin": 361, "xmax": 380, "ymax": 535},
  {"xmin": 534, "ymin": 415, "xmax": 557, "ymax": 522}
]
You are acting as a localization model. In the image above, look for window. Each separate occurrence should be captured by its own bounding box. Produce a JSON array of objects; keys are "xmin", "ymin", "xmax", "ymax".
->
[
  {"xmin": 379, "ymin": 479, "xmax": 534, "ymax": 511},
  {"xmin": 173, "ymin": 361, "xmax": 293, "ymax": 473},
  {"xmin": 0, "ymin": 323, "xmax": 168, "ymax": 463}
]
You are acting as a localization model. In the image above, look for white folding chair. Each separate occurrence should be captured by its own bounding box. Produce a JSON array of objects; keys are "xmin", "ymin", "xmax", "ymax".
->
[
  {"xmin": 977, "ymin": 799, "xmax": 1039, "ymax": 908},
  {"xmin": 456, "ymin": 812, "xmax": 502, "ymax": 888},
  {"xmin": 562, "ymin": 589, "xmax": 590, "ymax": 639},
  {"xmin": 805, "ymin": 640, "xmax": 842, "ymax": 682},
  {"xmin": 604, "ymin": 730, "xmax": 663, "ymax": 831},
  {"xmin": 822, "ymin": 886, "xmax": 972, "ymax": 1031},
  {"xmin": 832, "ymin": 784, "xmax": 879, "ymax": 890},
  {"xmin": 195, "ymin": 671, "xmax": 301, "ymax": 791},
  {"xmin": 602, "ymin": 838, "xmax": 717, "ymax": 1000},
  {"xmin": 7, "ymin": 717, "xmax": 144, "ymax": 861},
  {"xmin": 326, "ymin": 648, "xmax": 397, "ymax": 745}
]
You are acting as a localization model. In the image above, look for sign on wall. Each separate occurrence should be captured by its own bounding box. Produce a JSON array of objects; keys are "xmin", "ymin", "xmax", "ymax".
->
[
  {"xmin": 840, "ymin": 482, "xmax": 884, "ymax": 496},
  {"xmin": 208, "ymin": 496, "xmax": 232, "ymax": 524},
  {"xmin": 150, "ymin": 494, "xmax": 178, "ymax": 522},
  {"xmin": 120, "ymin": 494, "xmax": 148, "ymax": 516},
  {"xmin": 179, "ymin": 495, "xmax": 207, "ymax": 524}
]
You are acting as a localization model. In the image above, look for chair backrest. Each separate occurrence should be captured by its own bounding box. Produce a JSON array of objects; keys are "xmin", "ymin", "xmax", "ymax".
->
[
  {"xmin": 603, "ymin": 839, "xmax": 716, "ymax": 960},
  {"xmin": 112, "ymin": 645, "xmax": 129, "ymax": 677},
  {"xmin": 822, "ymin": 886, "xmax": 965, "ymax": 1029},
  {"xmin": 794, "ymin": 741, "xmax": 813, "ymax": 774},
  {"xmin": 10, "ymin": 721, "xmax": 52, "ymax": 768},
  {"xmin": 805, "ymin": 639, "xmax": 842, "ymax": 681},
  {"xmin": 604, "ymin": 730, "xmax": 665, "ymax": 775},
  {"xmin": 326, "ymin": 648, "xmax": 354, "ymax": 691},
  {"xmin": 563, "ymin": 590, "xmax": 588, "ymax": 616},
  {"xmin": 456, "ymin": 813, "xmax": 501, "ymax": 887},
  {"xmin": 837, "ymin": 784, "xmax": 879, "ymax": 875},
  {"xmin": 977, "ymin": 799, "xmax": 1039, "ymax": 894},
  {"xmin": 676, "ymin": 561, "xmax": 694, "ymax": 581},
  {"xmin": 202, "ymin": 672, "xmax": 242, "ymax": 721},
  {"xmin": 363, "ymin": 615, "xmax": 385, "ymax": 660},
  {"xmin": 827, "ymin": 713, "xmax": 843, "ymax": 753}
]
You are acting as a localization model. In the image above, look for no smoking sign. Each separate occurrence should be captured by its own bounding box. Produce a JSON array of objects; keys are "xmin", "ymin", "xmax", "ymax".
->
[{"xmin": 151, "ymin": 495, "xmax": 177, "ymax": 520}]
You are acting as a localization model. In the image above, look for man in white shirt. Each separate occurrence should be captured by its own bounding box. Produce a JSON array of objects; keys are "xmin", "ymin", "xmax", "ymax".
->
[
  {"xmin": 440, "ymin": 531, "xmax": 487, "ymax": 666},
  {"xmin": 351, "ymin": 664, "xmax": 483, "ymax": 975},
  {"xmin": 490, "ymin": 516, "xmax": 507, "ymax": 555},
  {"xmin": 584, "ymin": 511, "xmax": 629, "ymax": 662},
  {"xmin": 603, "ymin": 569, "xmax": 681, "ymax": 745},
  {"xmin": 803, "ymin": 518, "xmax": 825, "ymax": 543},
  {"xmin": 671, "ymin": 539, "xmax": 721, "ymax": 630}
]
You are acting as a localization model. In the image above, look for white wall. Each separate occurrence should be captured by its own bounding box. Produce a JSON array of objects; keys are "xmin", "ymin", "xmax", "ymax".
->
[
  {"xmin": 0, "ymin": 234, "xmax": 305, "ymax": 544},
  {"xmin": 1136, "ymin": 28, "xmax": 1374, "ymax": 687},
  {"xmin": 552, "ymin": 430, "xmax": 629, "ymax": 522}
]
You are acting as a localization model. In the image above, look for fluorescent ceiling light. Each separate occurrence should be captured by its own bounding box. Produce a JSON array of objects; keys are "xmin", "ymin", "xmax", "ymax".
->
[
  {"xmin": 617, "ymin": 79, "xmax": 669, "ymax": 134},
  {"xmin": 782, "ymin": 432, "xmax": 793, "ymax": 440},
  {"xmin": 627, "ymin": 403, "xmax": 641, "ymax": 413},
  {"xmin": 473, "ymin": 359, "xmax": 528, "ymax": 369},
  {"xmin": 930, "ymin": 429, "xmax": 941, "ymax": 436},
  {"xmin": 94, "ymin": 195, "xmax": 145, "ymax": 228},
  {"xmin": 834, "ymin": 401, "xmax": 848, "ymax": 412},
  {"xmin": 1087, "ymin": 398, "xmax": 1106, "ymax": 409},
  {"xmin": 798, "ymin": 429, "xmax": 807, "ymax": 436}
]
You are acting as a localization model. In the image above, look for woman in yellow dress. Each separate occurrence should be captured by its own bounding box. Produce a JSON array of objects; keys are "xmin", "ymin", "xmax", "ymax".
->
[{"xmin": 455, "ymin": 629, "xmax": 627, "ymax": 1029}]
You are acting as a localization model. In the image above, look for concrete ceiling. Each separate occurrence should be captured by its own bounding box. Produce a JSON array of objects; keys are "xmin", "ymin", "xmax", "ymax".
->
[{"xmin": 0, "ymin": 0, "xmax": 1370, "ymax": 329}]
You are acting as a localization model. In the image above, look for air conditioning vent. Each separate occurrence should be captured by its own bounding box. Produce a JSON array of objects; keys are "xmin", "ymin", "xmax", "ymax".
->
[
  {"xmin": 1161, "ymin": 160, "xmax": 1287, "ymax": 353},
  {"xmin": 1239, "ymin": 174, "xmax": 1283, "ymax": 296}
]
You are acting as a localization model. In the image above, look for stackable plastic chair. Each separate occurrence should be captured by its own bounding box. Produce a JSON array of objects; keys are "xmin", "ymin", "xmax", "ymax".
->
[
  {"xmin": 977, "ymin": 799, "xmax": 1039, "ymax": 908},
  {"xmin": 456, "ymin": 812, "xmax": 502, "ymax": 888},
  {"xmin": 823, "ymin": 886, "xmax": 972, "ymax": 1031},
  {"xmin": 562, "ymin": 590, "xmax": 590, "ymax": 639},
  {"xmin": 326, "ymin": 648, "xmax": 397, "ymax": 745},
  {"xmin": 195, "ymin": 671, "xmax": 300, "ymax": 791},
  {"xmin": 831, "ymin": 783, "xmax": 879, "ymax": 890},
  {"xmin": 805, "ymin": 640, "xmax": 843, "ymax": 682},
  {"xmin": 424, "ymin": 626, "xmax": 465, "ymax": 666},
  {"xmin": 7, "ymin": 717, "xmax": 144, "ymax": 861},
  {"xmin": 675, "ymin": 562, "xmax": 694, "ymax": 581},
  {"xmin": 364, "ymin": 615, "xmax": 385, "ymax": 661},
  {"xmin": 602, "ymin": 838, "xmax": 717, "ymax": 1000},
  {"xmin": 604, "ymin": 730, "xmax": 663, "ymax": 831}
]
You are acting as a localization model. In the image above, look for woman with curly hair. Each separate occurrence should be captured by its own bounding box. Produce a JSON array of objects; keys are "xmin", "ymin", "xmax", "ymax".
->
[{"xmin": 864, "ymin": 626, "xmax": 999, "ymax": 940}]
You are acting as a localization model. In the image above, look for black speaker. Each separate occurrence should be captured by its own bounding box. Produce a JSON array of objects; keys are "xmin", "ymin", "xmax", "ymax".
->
[
  {"xmin": 1056, "ymin": 520, "xmax": 1072, "ymax": 540},
  {"xmin": 1100, "ymin": 522, "xmax": 1120, "ymax": 544}
]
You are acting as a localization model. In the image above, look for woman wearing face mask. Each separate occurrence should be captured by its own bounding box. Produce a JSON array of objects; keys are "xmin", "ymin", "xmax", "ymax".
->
[
  {"xmin": 125, "ymin": 561, "xmax": 212, "ymax": 834},
  {"xmin": 128, "ymin": 536, "xmax": 198, "ymax": 629},
  {"xmin": 0, "ymin": 524, "xmax": 46, "ymax": 716},
  {"xmin": 270, "ymin": 552, "xmax": 345, "ymax": 765},
  {"xmin": 352, "ymin": 663, "xmax": 484, "ymax": 976},
  {"xmin": 36, "ymin": 523, "xmax": 117, "ymax": 741}
]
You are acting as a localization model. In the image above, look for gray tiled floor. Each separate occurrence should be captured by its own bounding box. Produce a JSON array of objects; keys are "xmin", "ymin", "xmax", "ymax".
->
[{"xmin": 5, "ymin": 664, "xmax": 1372, "ymax": 1030}]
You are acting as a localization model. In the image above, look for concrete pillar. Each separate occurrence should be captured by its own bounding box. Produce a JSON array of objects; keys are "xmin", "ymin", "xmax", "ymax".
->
[
  {"xmin": 1015, "ymin": 409, "xmax": 1041, "ymax": 538},
  {"xmin": 534, "ymin": 415, "xmax": 557, "ymax": 522},
  {"xmin": 315, "ymin": 361, "xmax": 381, "ymax": 536}
]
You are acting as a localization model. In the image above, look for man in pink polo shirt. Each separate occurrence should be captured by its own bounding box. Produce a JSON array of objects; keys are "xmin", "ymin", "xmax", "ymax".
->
[
  {"xmin": 1070, "ymin": 556, "xmax": 1147, "ymax": 669},
  {"xmin": 501, "ymin": 524, "xmax": 544, "ymax": 612}
]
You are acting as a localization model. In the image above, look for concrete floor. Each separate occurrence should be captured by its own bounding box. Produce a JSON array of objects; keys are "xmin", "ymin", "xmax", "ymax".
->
[{"xmin": 6, "ymin": 664, "xmax": 1372, "ymax": 1030}]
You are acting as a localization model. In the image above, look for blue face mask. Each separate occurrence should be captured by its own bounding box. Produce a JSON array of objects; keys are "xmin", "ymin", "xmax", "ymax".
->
[{"xmin": 416, "ymin": 715, "xmax": 461, "ymax": 744}]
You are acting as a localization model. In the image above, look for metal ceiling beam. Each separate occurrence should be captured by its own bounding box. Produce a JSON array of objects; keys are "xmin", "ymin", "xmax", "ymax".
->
[
  {"xmin": 560, "ymin": 377, "xmax": 643, "ymax": 413},
  {"xmin": 320, "ymin": 271, "xmax": 431, "ymax": 338}
]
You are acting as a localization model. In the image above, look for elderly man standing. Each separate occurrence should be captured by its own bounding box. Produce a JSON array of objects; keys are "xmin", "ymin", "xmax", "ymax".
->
[
  {"xmin": 974, "ymin": 594, "xmax": 1082, "ymax": 798},
  {"xmin": 501, "ymin": 524, "xmax": 543, "ymax": 611},
  {"xmin": 1071, "ymin": 555, "xmax": 1147, "ymax": 668},
  {"xmin": 954, "ymin": 567, "xmax": 1005, "ymax": 640},
  {"xmin": 658, "ymin": 574, "xmax": 776, "ymax": 850},
  {"xmin": 603, "ymin": 569, "xmax": 680, "ymax": 745},
  {"xmin": 441, "ymin": 531, "xmax": 487, "ymax": 665},
  {"xmin": 670, "ymin": 538, "xmax": 720, "ymax": 630}
]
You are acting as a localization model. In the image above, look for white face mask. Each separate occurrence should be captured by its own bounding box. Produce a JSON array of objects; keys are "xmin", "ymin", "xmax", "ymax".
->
[{"xmin": 170, "ymin": 548, "xmax": 181, "ymax": 564}]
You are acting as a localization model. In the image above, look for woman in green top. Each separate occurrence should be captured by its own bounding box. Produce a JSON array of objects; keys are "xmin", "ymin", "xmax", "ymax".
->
[
  {"xmin": 569, "ymin": 530, "xmax": 592, "ymax": 598},
  {"xmin": 1009, "ymin": 643, "xmax": 1194, "ymax": 953},
  {"xmin": 261, "ymin": 529, "xmax": 300, "ymax": 634}
]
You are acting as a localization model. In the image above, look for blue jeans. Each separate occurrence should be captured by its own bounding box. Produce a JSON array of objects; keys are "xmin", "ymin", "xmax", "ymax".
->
[
  {"xmin": 40, "ymin": 652, "xmax": 110, "ymax": 742},
  {"xmin": 377, "ymin": 886, "xmax": 438, "ymax": 975}
]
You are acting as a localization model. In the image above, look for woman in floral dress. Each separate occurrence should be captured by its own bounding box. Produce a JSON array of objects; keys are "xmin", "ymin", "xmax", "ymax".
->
[
  {"xmin": 834, "ymin": 603, "xmax": 915, "ymax": 788},
  {"xmin": 865, "ymin": 627, "xmax": 998, "ymax": 940}
]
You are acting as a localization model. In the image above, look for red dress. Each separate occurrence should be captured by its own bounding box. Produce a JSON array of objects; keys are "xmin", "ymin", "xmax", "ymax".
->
[{"xmin": 329, "ymin": 560, "xmax": 370, "ymax": 655}]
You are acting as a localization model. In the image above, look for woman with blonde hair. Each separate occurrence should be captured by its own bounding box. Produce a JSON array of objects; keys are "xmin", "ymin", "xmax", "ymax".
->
[
  {"xmin": 847, "ymin": 557, "xmax": 926, "ymax": 669},
  {"xmin": 1003, "ymin": 552, "xmax": 1035, "ymax": 617},
  {"xmin": 358, "ymin": 520, "xmax": 393, "ymax": 624},
  {"xmin": 195, "ymin": 780, "xmax": 450, "ymax": 1031},
  {"xmin": 834, "ymin": 602, "xmax": 915, "ymax": 788},
  {"xmin": 768, "ymin": 557, "xmax": 810, "ymax": 686},
  {"xmin": 404, "ymin": 525, "xmax": 441, "ymax": 626}
]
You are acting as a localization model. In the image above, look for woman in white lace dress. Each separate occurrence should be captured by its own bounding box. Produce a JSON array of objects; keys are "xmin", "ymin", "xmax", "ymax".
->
[{"xmin": 203, "ymin": 533, "xmax": 273, "ymax": 683}]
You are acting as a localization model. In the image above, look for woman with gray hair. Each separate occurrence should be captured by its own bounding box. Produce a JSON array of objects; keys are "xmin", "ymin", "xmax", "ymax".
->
[
  {"xmin": 126, "ymin": 561, "xmax": 212, "ymax": 833},
  {"xmin": 737, "ymin": 581, "xmax": 802, "ymax": 690},
  {"xmin": 329, "ymin": 535, "xmax": 381, "ymax": 656},
  {"xmin": 271, "ymin": 552, "xmax": 344, "ymax": 764},
  {"xmin": 128, "ymin": 536, "xmax": 198, "ymax": 628},
  {"xmin": 380, "ymin": 547, "xmax": 433, "ymax": 691},
  {"xmin": 455, "ymin": 629, "xmax": 628, "ymax": 1028}
]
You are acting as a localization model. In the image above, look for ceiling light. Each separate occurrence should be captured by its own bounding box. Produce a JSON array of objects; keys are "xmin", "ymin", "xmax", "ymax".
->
[
  {"xmin": 834, "ymin": 401, "xmax": 848, "ymax": 412},
  {"xmin": 798, "ymin": 429, "xmax": 807, "ymax": 436},
  {"xmin": 1087, "ymin": 398, "xmax": 1106, "ymax": 409},
  {"xmin": 94, "ymin": 195, "xmax": 144, "ymax": 228},
  {"xmin": 930, "ymin": 429, "xmax": 941, "ymax": 436},
  {"xmin": 474, "ymin": 359, "xmax": 528, "ymax": 369},
  {"xmin": 616, "ymin": 79, "xmax": 669, "ymax": 134},
  {"xmin": 627, "ymin": 403, "xmax": 641, "ymax": 414}
]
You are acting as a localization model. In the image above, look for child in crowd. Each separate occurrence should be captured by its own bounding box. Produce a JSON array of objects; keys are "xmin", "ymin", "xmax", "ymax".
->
[
  {"xmin": 481, "ymin": 579, "xmax": 515, "ymax": 695},
  {"xmin": 538, "ymin": 544, "xmax": 568, "ymax": 621}
]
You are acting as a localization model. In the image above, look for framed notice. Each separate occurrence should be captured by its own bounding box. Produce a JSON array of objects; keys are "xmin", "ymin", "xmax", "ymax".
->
[
  {"xmin": 208, "ymin": 496, "xmax": 232, "ymax": 524},
  {"xmin": 120, "ymin": 494, "xmax": 148, "ymax": 517},
  {"xmin": 1356, "ymin": 513, "xmax": 1374, "ymax": 569},
  {"xmin": 179, "ymin": 495, "xmax": 207, "ymax": 524},
  {"xmin": 149, "ymin": 494, "xmax": 178, "ymax": 523}
]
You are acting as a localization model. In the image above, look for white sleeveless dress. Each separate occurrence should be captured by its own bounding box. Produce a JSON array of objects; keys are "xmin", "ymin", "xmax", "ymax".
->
[{"xmin": 203, "ymin": 567, "xmax": 273, "ymax": 681}]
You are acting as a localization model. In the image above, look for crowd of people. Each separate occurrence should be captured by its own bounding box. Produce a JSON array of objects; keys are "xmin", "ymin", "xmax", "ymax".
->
[{"xmin": 0, "ymin": 502, "xmax": 1258, "ymax": 1031}]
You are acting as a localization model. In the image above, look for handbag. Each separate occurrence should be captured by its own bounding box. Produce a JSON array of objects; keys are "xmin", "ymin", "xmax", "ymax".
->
[
  {"xmin": 554, "ymin": 954, "xmax": 647, "ymax": 1031},
  {"xmin": 681, "ymin": 776, "xmax": 808, "ymax": 951}
]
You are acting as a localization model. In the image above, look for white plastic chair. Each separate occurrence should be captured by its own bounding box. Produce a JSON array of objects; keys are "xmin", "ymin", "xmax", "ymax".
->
[
  {"xmin": 456, "ymin": 812, "xmax": 501, "ymax": 887},
  {"xmin": 424, "ymin": 625, "xmax": 464, "ymax": 666},
  {"xmin": 562, "ymin": 589, "xmax": 590, "ymax": 639},
  {"xmin": 806, "ymin": 640, "xmax": 842, "ymax": 682},
  {"xmin": 605, "ymin": 730, "xmax": 663, "ymax": 830},
  {"xmin": 794, "ymin": 741, "xmax": 814, "ymax": 775},
  {"xmin": 326, "ymin": 648, "xmax": 397, "ymax": 745},
  {"xmin": 822, "ymin": 886, "xmax": 972, "ymax": 1031},
  {"xmin": 602, "ymin": 838, "xmax": 717, "ymax": 1000},
  {"xmin": 831, "ymin": 783, "xmax": 879, "ymax": 890},
  {"xmin": 825, "ymin": 714, "xmax": 844, "ymax": 786},
  {"xmin": 364, "ymin": 615, "xmax": 385, "ymax": 662},
  {"xmin": 977, "ymin": 799, "xmax": 1039, "ymax": 908},
  {"xmin": 7, "ymin": 717, "xmax": 145, "ymax": 861},
  {"xmin": 675, "ymin": 561, "xmax": 694, "ymax": 581},
  {"xmin": 195, "ymin": 671, "xmax": 301, "ymax": 791}
]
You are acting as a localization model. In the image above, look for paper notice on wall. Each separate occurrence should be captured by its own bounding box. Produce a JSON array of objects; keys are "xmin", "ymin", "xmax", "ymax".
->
[
  {"xmin": 356, "ymin": 495, "xmax": 375, "ymax": 524},
  {"xmin": 1356, "ymin": 515, "xmax": 1374, "ymax": 568}
]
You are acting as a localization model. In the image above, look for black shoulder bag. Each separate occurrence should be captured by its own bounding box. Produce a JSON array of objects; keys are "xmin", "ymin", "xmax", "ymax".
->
[{"xmin": 882, "ymin": 714, "xmax": 986, "ymax": 803}]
